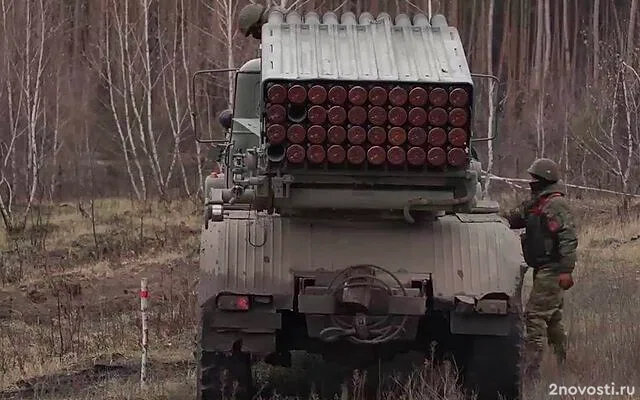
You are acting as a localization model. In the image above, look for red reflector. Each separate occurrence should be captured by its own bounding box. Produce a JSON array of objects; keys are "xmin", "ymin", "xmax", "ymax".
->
[
  {"xmin": 367, "ymin": 126, "xmax": 386, "ymax": 145},
  {"xmin": 236, "ymin": 296, "xmax": 250, "ymax": 310}
]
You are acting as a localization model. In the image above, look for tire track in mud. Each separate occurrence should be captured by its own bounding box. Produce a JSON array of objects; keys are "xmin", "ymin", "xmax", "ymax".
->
[{"xmin": 0, "ymin": 360, "xmax": 195, "ymax": 399}]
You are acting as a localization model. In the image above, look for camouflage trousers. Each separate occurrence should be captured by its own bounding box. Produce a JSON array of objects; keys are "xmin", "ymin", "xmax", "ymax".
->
[{"xmin": 524, "ymin": 266, "xmax": 566, "ymax": 378}]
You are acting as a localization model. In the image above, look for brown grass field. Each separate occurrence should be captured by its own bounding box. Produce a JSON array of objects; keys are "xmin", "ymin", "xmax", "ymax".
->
[{"xmin": 0, "ymin": 190, "xmax": 639, "ymax": 400}]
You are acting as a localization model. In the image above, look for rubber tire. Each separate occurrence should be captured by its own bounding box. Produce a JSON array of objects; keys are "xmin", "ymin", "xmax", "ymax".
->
[
  {"xmin": 457, "ymin": 315, "xmax": 523, "ymax": 400},
  {"xmin": 197, "ymin": 349, "xmax": 254, "ymax": 400}
]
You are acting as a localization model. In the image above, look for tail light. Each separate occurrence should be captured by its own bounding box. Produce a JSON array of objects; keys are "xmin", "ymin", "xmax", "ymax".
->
[
  {"xmin": 217, "ymin": 294, "xmax": 250, "ymax": 311},
  {"xmin": 263, "ymin": 81, "xmax": 472, "ymax": 169}
]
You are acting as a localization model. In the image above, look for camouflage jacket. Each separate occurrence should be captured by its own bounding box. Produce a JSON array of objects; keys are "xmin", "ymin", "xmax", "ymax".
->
[{"xmin": 504, "ymin": 182, "xmax": 578, "ymax": 274}]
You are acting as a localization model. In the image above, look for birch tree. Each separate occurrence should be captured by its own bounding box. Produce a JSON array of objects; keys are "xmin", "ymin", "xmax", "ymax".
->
[{"xmin": 0, "ymin": 0, "xmax": 58, "ymax": 232}]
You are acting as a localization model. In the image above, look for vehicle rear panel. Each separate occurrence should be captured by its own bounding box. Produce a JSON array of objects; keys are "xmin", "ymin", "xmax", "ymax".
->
[{"xmin": 198, "ymin": 210, "xmax": 525, "ymax": 307}]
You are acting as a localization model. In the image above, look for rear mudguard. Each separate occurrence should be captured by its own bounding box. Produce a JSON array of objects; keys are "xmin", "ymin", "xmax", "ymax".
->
[{"xmin": 198, "ymin": 210, "xmax": 527, "ymax": 349}]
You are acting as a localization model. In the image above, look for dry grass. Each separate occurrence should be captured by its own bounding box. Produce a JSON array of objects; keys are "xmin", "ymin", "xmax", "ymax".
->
[{"xmin": 0, "ymin": 193, "xmax": 639, "ymax": 399}]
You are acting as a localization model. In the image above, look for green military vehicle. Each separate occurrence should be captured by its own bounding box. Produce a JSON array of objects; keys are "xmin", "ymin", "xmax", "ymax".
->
[{"xmin": 192, "ymin": 6, "xmax": 526, "ymax": 400}]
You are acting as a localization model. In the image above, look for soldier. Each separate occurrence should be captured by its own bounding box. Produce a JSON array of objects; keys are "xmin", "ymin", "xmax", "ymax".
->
[{"xmin": 504, "ymin": 158, "xmax": 578, "ymax": 380}]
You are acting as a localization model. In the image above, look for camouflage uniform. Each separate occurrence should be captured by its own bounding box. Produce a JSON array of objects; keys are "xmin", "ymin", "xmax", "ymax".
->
[
  {"xmin": 238, "ymin": 4, "xmax": 269, "ymax": 39},
  {"xmin": 504, "ymin": 158, "xmax": 578, "ymax": 379}
]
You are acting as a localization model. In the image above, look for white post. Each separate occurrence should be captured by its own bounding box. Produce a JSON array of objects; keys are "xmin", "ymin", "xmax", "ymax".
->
[
  {"xmin": 140, "ymin": 278, "xmax": 149, "ymax": 389},
  {"xmin": 428, "ymin": 0, "xmax": 432, "ymax": 20}
]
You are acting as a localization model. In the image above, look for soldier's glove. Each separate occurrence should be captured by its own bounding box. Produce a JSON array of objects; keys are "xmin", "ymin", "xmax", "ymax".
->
[{"xmin": 558, "ymin": 273, "xmax": 574, "ymax": 290}]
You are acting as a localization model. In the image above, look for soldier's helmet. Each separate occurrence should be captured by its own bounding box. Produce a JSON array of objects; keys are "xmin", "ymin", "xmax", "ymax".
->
[
  {"xmin": 527, "ymin": 158, "xmax": 560, "ymax": 182},
  {"xmin": 238, "ymin": 4, "xmax": 267, "ymax": 38},
  {"xmin": 218, "ymin": 109, "xmax": 233, "ymax": 129}
]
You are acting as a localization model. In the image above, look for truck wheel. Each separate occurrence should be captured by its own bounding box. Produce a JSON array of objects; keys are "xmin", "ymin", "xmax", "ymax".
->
[
  {"xmin": 457, "ymin": 316, "xmax": 523, "ymax": 400},
  {"xmin": 197, "ymin": 349, "xmax": 254, "ymax": 400}
]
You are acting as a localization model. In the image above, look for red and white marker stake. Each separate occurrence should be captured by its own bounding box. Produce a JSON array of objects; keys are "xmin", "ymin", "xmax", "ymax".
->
[{"xmin": 140, "ymin": 278, "xmax": 149, "ymax": 388}]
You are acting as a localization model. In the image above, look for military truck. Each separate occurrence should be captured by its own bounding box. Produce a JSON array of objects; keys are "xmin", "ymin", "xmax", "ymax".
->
[{"xmin": 192, "ymin": 6, "xmax": 526, "ymax": 400}]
